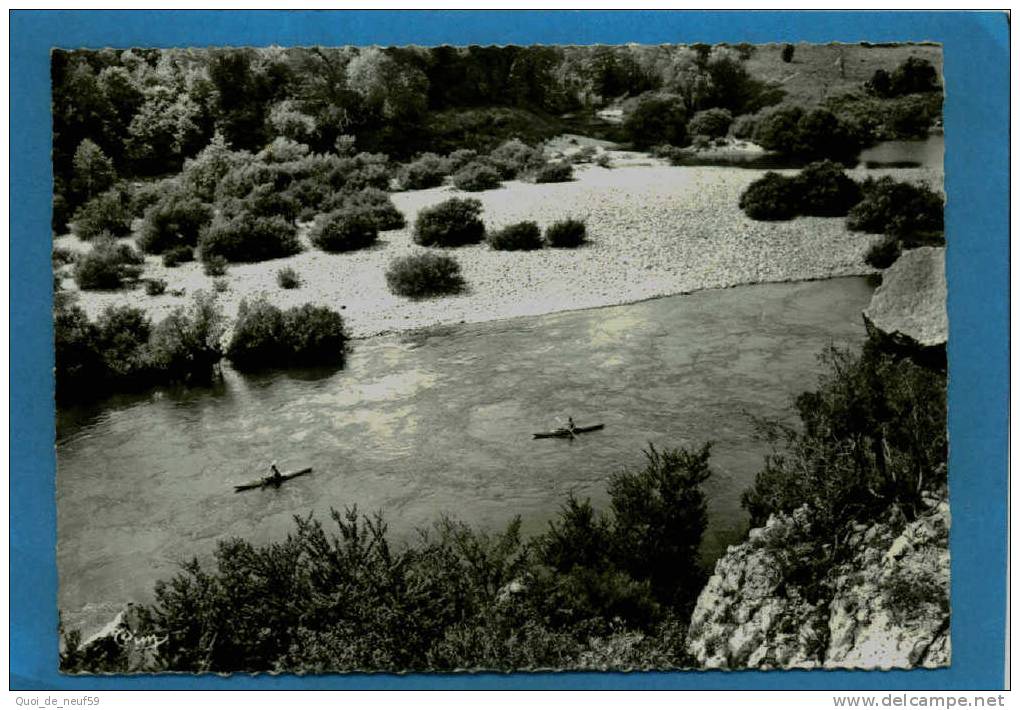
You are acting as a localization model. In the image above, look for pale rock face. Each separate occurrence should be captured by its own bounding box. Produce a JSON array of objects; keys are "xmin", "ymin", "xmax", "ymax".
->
[
  {"xmin": 685, "ymin": 492, "xmax": 950, "ymax": 669},
  {"xmin": 863, "ymin": 246, "xmax": 947, "ymax": 350}
]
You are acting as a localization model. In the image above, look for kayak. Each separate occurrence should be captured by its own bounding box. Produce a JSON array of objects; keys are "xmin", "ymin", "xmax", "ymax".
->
[
  {"xmin": 234, "ymin": 467, "xmax": 313, "ymax": 492},
  {"xmin": 532, "ymin": 424, "xmax": 604, "ymax": 439}
]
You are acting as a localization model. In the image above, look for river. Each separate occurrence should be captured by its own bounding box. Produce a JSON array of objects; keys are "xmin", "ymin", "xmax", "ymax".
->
[{"xmin": 57, "ymin": 277, "xmax": 875, "ymax": 618}]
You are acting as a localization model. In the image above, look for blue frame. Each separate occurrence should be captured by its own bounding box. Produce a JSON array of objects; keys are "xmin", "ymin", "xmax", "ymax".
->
[{"xmin": 10, "ymin": 10, "xmax": 1008, "ymax": 690}]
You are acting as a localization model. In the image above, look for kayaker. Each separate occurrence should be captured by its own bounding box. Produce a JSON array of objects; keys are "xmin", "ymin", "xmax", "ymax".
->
[
  {"xmin": 269, "ymin": 461, "xmax": 283, "ymax": 486},
  {"xmin": 565, "ymin": 416, "xmax": 577, "ymax": 439}
]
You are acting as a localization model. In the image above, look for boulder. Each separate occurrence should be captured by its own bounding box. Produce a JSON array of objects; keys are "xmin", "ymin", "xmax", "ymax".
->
[{"xmin": 863, "ymin": 246, "xmax": 947, "ymax": 359}]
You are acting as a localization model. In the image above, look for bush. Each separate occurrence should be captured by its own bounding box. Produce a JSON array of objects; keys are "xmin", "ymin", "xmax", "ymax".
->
[
  {"xmin": 889, "ymin": 57, "xmax": 940, "ymax": 96},
  {"xmin": 487, "ymin": 221, "xmax": 542, "ymax": 251},
  {"xmin": 413, "ymin": 198, "xmax": 485, "ymax": 247},
  {"xmin": 127, "ymin": 179, "xmax": 173, "ymax": 218},
  {"xmin": 781, "ymin": 44, "xmax": 795, "ymax": 63},
  {"xmin": 145, "ymin": 278, "xmax": 167, "ymax": 296},
  {"xmin": 687, "ymin": 108, "xmax": 734, "ymax": 139},
  {"xmin": 385, "ymin": 252, "xmax": 465, "ymax": 299},
  {"xmin": 753, "ymin": 106, "xmax": 862, "ymax": 163},
  {"xmin": 444, "ymin": 148, "xmax": 479, "ymax": 172},
  {"xmin": 792, "ymin": 160, "xmax": 862, "ymax": 217},
  {"xmin": 595, "ymin": 153, "xmax": 612, "ymax": 169},
  {"xmin": 847, "ymin": 176, "xmax": 944, "ymax": 241},
  {"xmin": 730, "ymin": 113, "xmax": 758, "ymax": 140},
  {"xmin": 227, "ymin": 297, "xmax": 346, "ymax": 371},
  {"xmin": 452, "ymin": 162, "xmax": 501, "ymax": 192},
  {"xmin": 533, "ymin": 161, "xmax": 573, "ymax": 184},
  {"xmin": 277, "ymin": 267, "xmax": 300, "ymax": 289},
  {"xmin": 545, "ymin": 219, "xmax": 587, "ymax": 248},
  {"xmin": 52, "ymin": 246, "xmax": 75, "ymax": 267},
  {"xmin": 162, "ymin": 245, "xmax": 195, "ymax": 268},
  {"xmin": 488, "ymin": 139, "xmax": 545, "ymax": 180},
  {"xmin": 138, "ymin": 192, "xmax": 213, "ymax": 254},
  {"xmin": 400, "ymin": 153, "xmax": 448, "ymax": 190},
  {"xmin": 219, "ymin": 183, "xmax": 301, "ymax": 224},
  {"xmin": 738, "ymin": 172, "xmax": 799, "ymax": 221},
  {"xmin": 203, "ymin": 255, "xmax": 228, "ymax": 276},
  {"xmin": 569, "ymin": 146, "xmax": 598, "ymax": 164},
  {"xmin": 199, "ymin": 212, "xmax": 302, "ymax": 264},
  {"xmin": 864, "ymin": 236, "xmax": 902, "ymax": 269},
  {"xmin": 53, "ymin": 193, "xmax": 71, "ymax": 234},
  {"xmin": 310, "ymin": 210, "xmax": 379, "ymax": 253},
  {"xmin": 329, "ymin": 188, "xmax": 406, "ymax": 231},
  {"xmin": 147, "ymin": 292, "xmax": 225, "ymax": 384},
  {"xmin": 623, "ymin": 94, "xmax": 689, "ymax": 148},
  {"xmin": 73, "ymin": 237, "xmax": 144, "ymax": 290},
  {"xmin": 212, "ymin": 278, "xmax": 229, "ymax": 293},
  {"xmin": 71, "ymin": 189, "xmax": 133, "ymax": 241}
]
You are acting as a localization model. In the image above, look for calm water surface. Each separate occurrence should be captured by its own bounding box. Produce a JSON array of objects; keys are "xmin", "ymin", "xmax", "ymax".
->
[{"xmin": 57, "ymin": 277, "xmax": 874, "ymax": 614}]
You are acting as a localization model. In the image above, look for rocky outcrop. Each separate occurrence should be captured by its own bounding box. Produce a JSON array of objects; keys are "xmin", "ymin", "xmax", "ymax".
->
[
  {"xmin": 686, "ymin": 493, "xmax": 950, "ymax": 669},
  {"xmin": 863, "ymin": 247, "xmax": 947, "ymax": 363}
]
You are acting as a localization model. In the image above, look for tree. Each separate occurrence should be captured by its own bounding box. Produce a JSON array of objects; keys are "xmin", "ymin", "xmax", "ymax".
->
[
  {"xmin": 71, "ymin": 139, "xmax": 117, "ymax": 202},
  {"xmin": 623, "ymin": 94, "xmax": 689, "ymax": 148},
  {"xmin": 125, "ymin": 86, "xmax": 205, "ymax": 175},
  {"xmin": 346, "ymin": 48, "xmax": 429, "ymax": 123}
]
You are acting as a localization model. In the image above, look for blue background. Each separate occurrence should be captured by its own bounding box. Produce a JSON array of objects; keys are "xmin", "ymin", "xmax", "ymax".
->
[{"xmin": 10, "ymin": 10, "xmax": 1009, "ymax": 690}]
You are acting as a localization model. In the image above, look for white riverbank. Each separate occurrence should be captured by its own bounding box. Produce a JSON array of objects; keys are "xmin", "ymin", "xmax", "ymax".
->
[{"xmin": 54, "ymin": 158, "xmax": 941, "ymax": 339}]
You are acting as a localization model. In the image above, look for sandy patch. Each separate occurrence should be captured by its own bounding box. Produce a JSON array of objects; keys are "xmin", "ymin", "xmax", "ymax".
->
[{"xmin": 55, "ymin": 162, "xmax": 940, "ymax": 340}]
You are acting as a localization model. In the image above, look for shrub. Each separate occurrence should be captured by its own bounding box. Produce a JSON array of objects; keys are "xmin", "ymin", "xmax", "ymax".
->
[
  {"xmin": 212, "ymin": 278, "xmax": 229, "ymax": 293},
  {"xmin": 533, "ymin": 161, "xmax": 573, "ymax": 184},
  {"xmin": 219, "ymin": 183, "xmax": 301, "ymax": 224},
  {"xmin": 71, "ymin": 139, "xmax": 117, "ymax": 202},
  {"xmin": 310, "ymin": 210, "xmax": 379, "ymax": 253},
  {"xmin": 277, "ymin": 267, "xmax": 300, "ymax": 289},
  {"xmin": 73, "ymin": 237, "xmax": 144, "ymax": 290},
  {"xmin": 444, "ymin": 148, "xmax": 479, "ymax": 172},
  {"xmin": 127, "ymin": 179, "xmax": 173, "ymax": 218},
  {"xmin": 329, "ymin": 188, "xmax": 406, "ymax": 231},
  {"xmin": 730, "ymin": 113, "xmax": 758, "ymax": 139},
  {"xmin": 487, "ymin": 221, "xmax": 542, "ymax": 251},
  {"xmin": 738, "ymin": 172, "xmax": 799, "ymax": 221},
  {"xmin": 385, "ymin": 252, "xmax": 465, "ymax": 299},
  {"xmin": 413, "ymin": 198, "xmax": 485, "ymax": 247},
  {"xmin": 147, "ymin": 292, "xmax": 225, "ymax": 384},
  {"xmin": 569, "ymin": 146, "xmax": 598, "ymax": 164},
  {"xmin": 792, "ymin": 160, "xmax": 862, "ymax": 217},
  {"xmin": 145, "ymin": 278, "xmax": 168, "ymax": 296},
  {"xmin": 53, "ymin": 193, "xmax": 71, "ymax": 234},
  {"xmin": 687, "ymin": 108, "xmax": 734, "ymax": 139},
  {"xmin": 52, "ymin": 246, "xmax": 75, "ymax": 267},
  {"xmin": 199, "ymin": 212, "xmax": 302, "ymax": 264},
  {"xmin": 227, "ymin": 297, "xmax": 346, "ymax": 371},
  {"xmin": 623, "ymin": 94, "xmax": 689, "ymax": 148},
  {"xmin": 258, "ymin": 137, "xmax": 311, "ymax": 164},
  {"xmin": 781, "ymin": 44, "xmax": 795, "ymax": 63},
  {"xmin": 847, "ymin": 176, "xmax": 944, "ymax": 241},
  {"xmin": 452, "ymin": 162, "xmax": 501, "ymax": 192},
  {"xmin": 203, "ymin": 255, "xmax": 228, "ymax": 276},
  {"xmin": 488, "ymin": 139, "xmax": 544, "ymax": 180},
  {"xmin": 864, "ymin": 236, "xmax": 902, "ymax": 269},
  {"xmin": 595, "ymin": 153, "xmax": 612, "ymax": 169},
  {"xmin": 753, "ymin": 106, "xmax": 862, "ymax": 163},
  {"xmin": 138, "ymin": 192, "xmax": 213, "ymax": 254},
  {"xmin": 889, "ymin": 57, "xmax": 940, "ymax": 96},
  {"xmin": 545, "ymin": 219, "xmax": 587, "ymax": 248},
  {"xmin": 400, "ymin": 153, "xmax": 448, "ymax": 190},
  {"xmin": 71, "ymin": 189, "xmax": 133, "ymax": 241},
  {"xmin": 162, "ymin": 245, "xmax": 195, "ymax": 268},
  {"xmin": 54, "ymin": 302, "xmax": 106, "ymax": 401}
]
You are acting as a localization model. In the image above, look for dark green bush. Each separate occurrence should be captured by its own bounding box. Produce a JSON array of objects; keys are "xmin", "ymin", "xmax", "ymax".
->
[
  {"xmin": 486, "ymin": 221, "xmax": 542, "ymax": 251},
  {"xmin": 71, "ymin": 189, "xmax": 133, "ymax": 241},
  {"xmin": 52, "ymin": 246, "xmax": 75, "ymax": 267},
  {"xmin": 147, "ymin": 292, "xmax": 225, "ymax": 384},
  {"xmin": 227, "ymin": 297, "xmax": 346, "ymax": 371},
  {"xmin": 53, "ymin": 194, "xmax": 71, "ymax": 234},
  {"xmin": 413, "ymin": 198, "xmax": 485, "ymax": 247},
  {"xmin": 687, "ymin": 108, "xmax": 734, "ymax": 139},
  {"xmin": 400, "ymin": 153, "xmax": 448, "ymax": 190},
  {"xmin": 277, "ymin": 267, "xmax": 300, "ymax": 289},
  {"xmin": 444, "ymin": 148, "xmax": 479, "ymax": 172},
  {"xmin": 128, "ymin": 179, "xmax": 173, "ymax": 219},
  {"xmin": 283, "ymin": 304, "xmax": 348, "ymax": 367},
  {"xmin": 870, "ymin": 57, "xmax": 940, "ymax": 97},
  {"xmin": 753, "ymin": 106, "xmax": 862, "ymax": 164},
  {"xmin": 203, "ymin": 255, "xmax": 228, "ymax": 276},
  {"xmin": 385, "ymin": 252, "xmax": 465, "ymax": 299},
  {"xmin": 162, "ymin": 245, "xmax": 195, "ymax": 268},
  {"xmin": 452, "ymin": 162, "xmax": 501, "ymax": 192},
  {"xmin": 73, "ymin": 237, "xmax": 144, "ymax": 290},
  {"xmin": 487, "ymin": 139, "xmax": 544, "ymax": 180},
  {"xmin": 623, "ymin": 94, "xmax": 689, "ymax": 148},
  {"xmin": 219, "ymin": 183, "xmax": 301, "ymax": 223},
  {"xmin": 738, "ymin": 172, "xmax": 799, "ymax": 221},
  {"xmin": 54, "ymin": 303, "xmax": 107, "ymax": 401},
  {"xmin": 145, "ymin": 278, "xmax": 167, "ymax": 296},
  {"xmin": 310, "ymin": 210, "xmax": 379, "ymax": 253},
  {"xmin": 731, "ymin": 114, "xmax": 758, "ymax": 139},
  {"xmin": 847, "ymin": 176, "xmax": 944, "ymax": 242},
  {"xmin": 545, "ymin": 219, "xmax": 587, "ymax": 248},
  {"xmin": 533, "ymin": 161, "xmax": 574, "ymax": 184},
  {"xmin": 324, "ymin": 188, "xmax": 406, "ymax": 231},
  {"xmin": 792, "ymin": 160, "xmax": 862, "ymax": 217},
  {"xmin": 864, "ymin": 236, "xmax": 902, "ymax": 269},
  {"xmin": 138, "ymin": 192, "xmax": 213, "ymax": 254},
  {"xmin": 199, "ymin": 212, "xmax": 302, "ymax": 264}
]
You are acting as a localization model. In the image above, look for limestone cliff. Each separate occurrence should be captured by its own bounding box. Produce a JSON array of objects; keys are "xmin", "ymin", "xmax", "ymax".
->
[{"xmin": 686, "ymin": 492, "xmax": 950, "ymax": 669}]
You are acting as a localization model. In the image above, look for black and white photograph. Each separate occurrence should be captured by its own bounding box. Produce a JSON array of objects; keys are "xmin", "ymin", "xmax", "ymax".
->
[{"xmin": 51, "ymin": 39, "xmax": 949, "ymax": 674}]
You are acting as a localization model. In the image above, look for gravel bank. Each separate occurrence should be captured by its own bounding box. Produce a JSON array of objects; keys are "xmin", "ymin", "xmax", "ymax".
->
[{"xmin": 55, "ymin": 159, "xmax": 941, "ymax": 339}]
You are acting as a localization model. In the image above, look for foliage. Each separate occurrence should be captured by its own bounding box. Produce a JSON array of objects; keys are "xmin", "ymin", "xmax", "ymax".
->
[
  {"xmin": 545, "ymin": 219, "xmax": 587, "ymax": 248},
  {"xmin": 738, "ymin": 172, "xmax": 800, "ymax": 221},
  {"xmin": 623, "ymin": 94, "xmax": 689, "ymax": 148},
  {"xmin": 199, "ymin": 212, "xmax": 302, "ymax": 264},
  {"xmin": 792, "ymin": 160, "xmax": 862, "ymax": 217},
  {"xmin": 145, "ymin": 278, "xmax": 168, "ymax": 296},
  {"xmin": 73, "ymin": 236, "xmax": 144, "ymax": 290},
  {"xmin": 203, "ymin": 255, "xmax": 228, "ymax": 276},
  {"xmin": 310, "ymin": 209, "xmax": 379, "ymax": 253},
  {"xmin": 444, "ymin": 148, "xmax": 479, "ymax": 172},
  {"xmin": 71, "ymin": 139, "xmax": 117, "ymax": 203},
  {"xmin": 487, "ymin": 139, "xmax": 545, "ymax": 180},
  {"xmin": 277, "ymin": 266, "xmax": 301, "ymax": 289},
  {"xmin": 71, "ymin": 189, "xmax": 133, "ymax": 241},
  {"xmin": 847, "ymin": 176, "xmax": 944, "ymax": 243},
  {"xmin": 753, "ymin": 106, "xmax": 862, "ymax": 164},
  {"xmin": 486, "ymin": 221, "xmax": 543, "ymax": 251},
  {"xmin": 741, "ymin": 341, "xmax": 947, "ymax": 534},
  {"xmin": 138, "ymin": 191, "xmax": 213, "ymax": 254},
  {"xmin": 162, "ymin": 245, "xmax": 195, "ymax": 268},
  {"xmin": 227, "ymin": 297, "xmax": 346, "ymax": 371},
  {"xmin": 452, "ymin": 161, "xmax": 501, "ymax": 192},
  {"xmin": 687, "ymin": 108, "xmax": 733, "ymax": 138},
  {"xmin": 781, "ymin": 44, "xmax": 795, "ymax": 63},
  {"xmin": 730, "ymin": 113, "xmax": 758, "ymax": 139},
  {"xmin": 867, "ymin": 57, "xmax": 939, "ymax": 98},
  {"xmin": 147, "ymin": 291, "xmax": 225, "ymax": 384},
  {"xmin": 385, "ymin": 252, "xmax": 465, "ymax": 299},
  {"xmin": 533, "ymin": 161, "xmax": 574, "ymax": 184},
  {"xmin": 322, "ymin": 188, "xmax": 406, "ymax": 231},
  {"xmin": 400, "ymin": 152, "xmax": 449, "ymax": 190},
  {"xmin": 413, "ymin": 198, "xmax": 485, "ymax": 247},
  {"xmin": 864, "ymin": 236, "xmax": 902, "ymax": 269}
]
